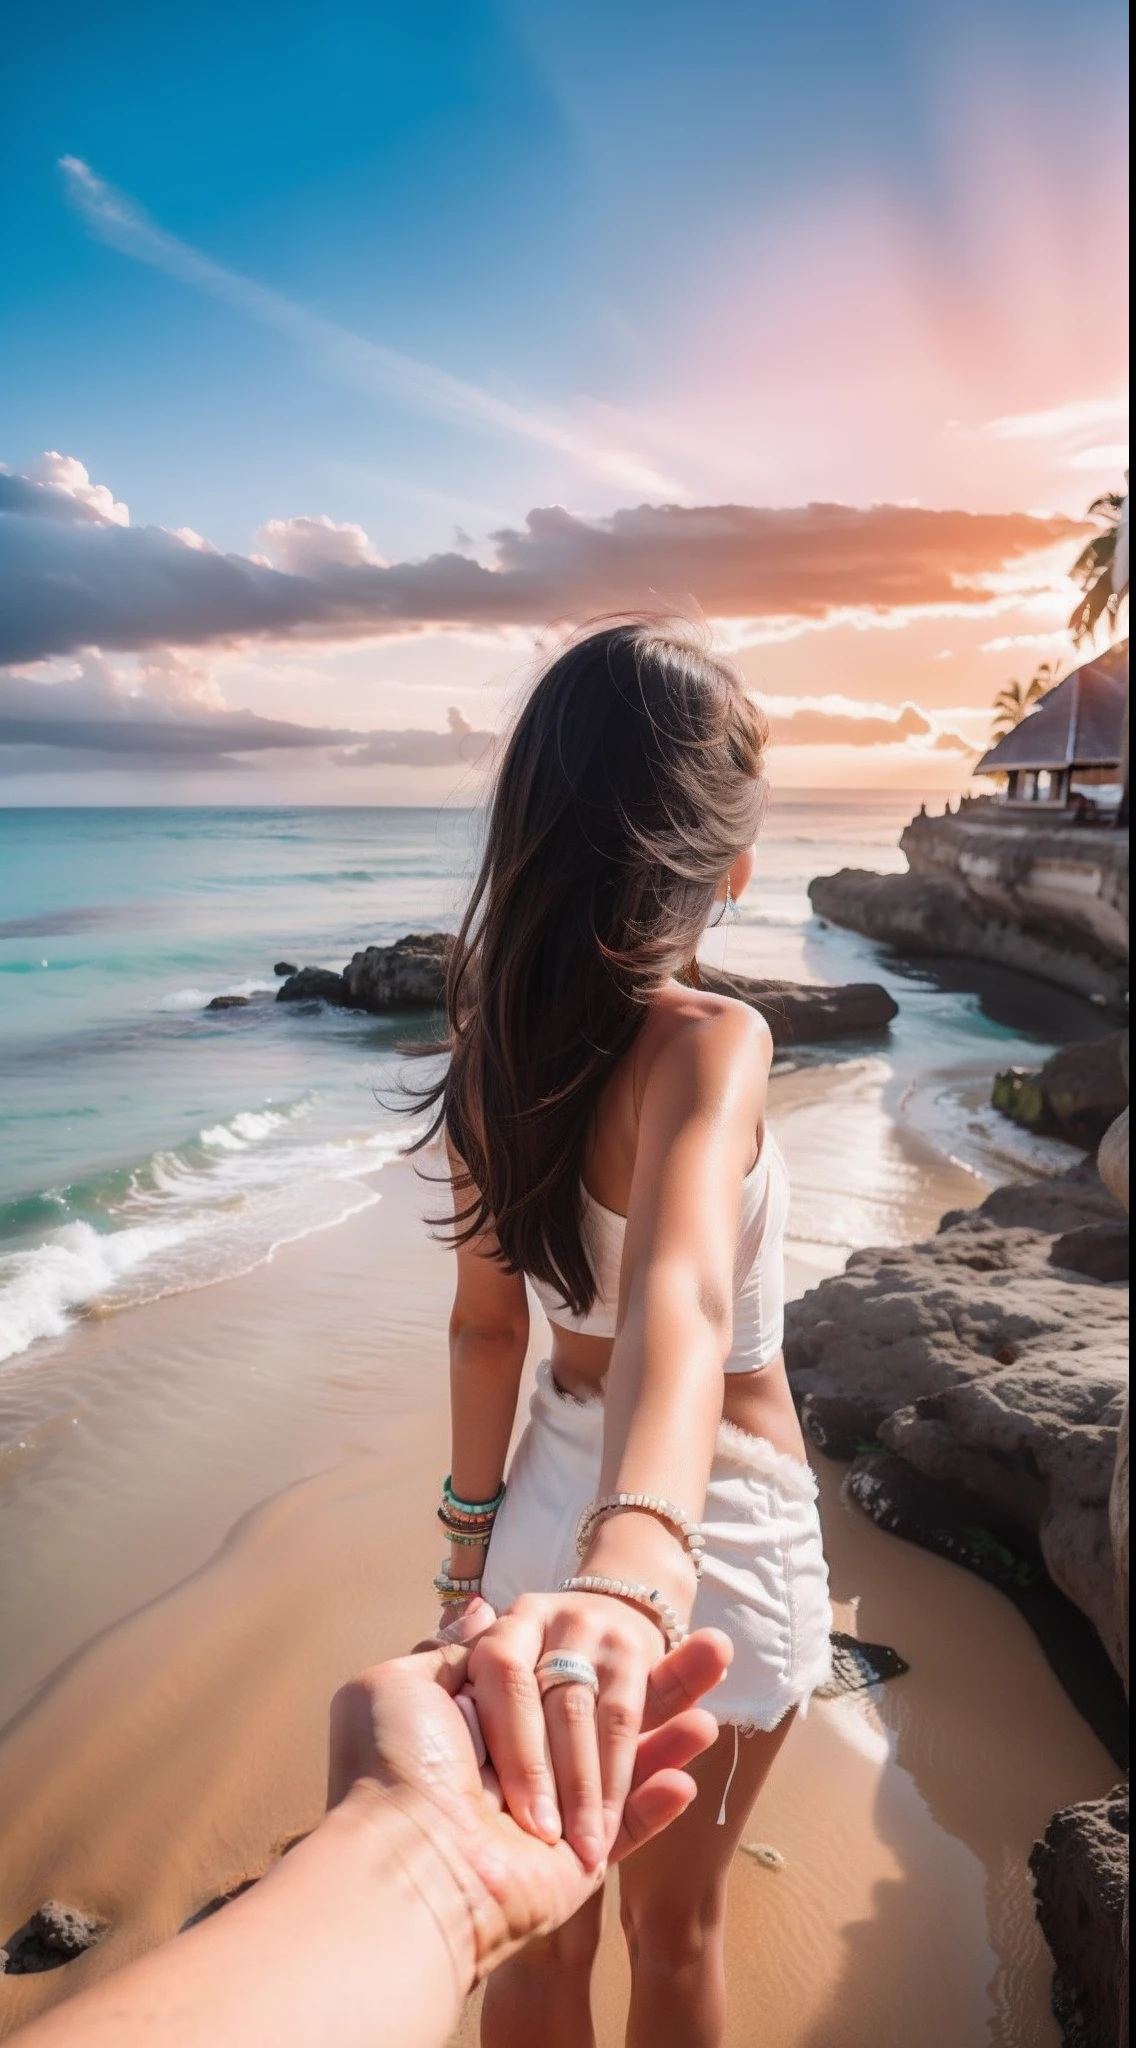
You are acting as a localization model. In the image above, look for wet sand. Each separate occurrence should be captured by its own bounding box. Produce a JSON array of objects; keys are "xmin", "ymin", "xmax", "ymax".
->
[{"xmin": 0, "ymin": 1078, "xmax": 1117, "ymax": 2044}]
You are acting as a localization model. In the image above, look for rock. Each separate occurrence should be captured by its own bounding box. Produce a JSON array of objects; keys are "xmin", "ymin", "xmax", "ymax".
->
[
  {"xmin": 698, "ymin": 964, "xmax": 898, "ymax": 1044},
  {"xmin": 992, "ymin": 1033, "xmax": 1130, "ymax": 1150},
  {"xmin": 784, "ymin": 1163, "xmax": 1130, "ymax": 1697},
  {"xmin": 1098, "ymin": 1109, "xmax": 1130, "ymax": 1212},
  {"xmin": 341, "ymin": 932, "xmax": 452, "ymax": 1011},
  {"xmin": 815, "ymin": 1632, "xmax": 910, "ymax": 1697},
  {"xmin": 741, "ymin": 1842, "xmax": 787, "ymax": 1870},
  {"xmin": 276, "ymin": 966, "xmax": 350, "ymax": 1005},
  {"xmin": 1030, "ymin": 1788, "xmax": 1129, "ymax": 2048},
  {"xmin": 841, "ymin": 1449, "xmax": 1128, "ymax": 1764},
  {"xmin": 809, "ymin": 798, "xmax": 1130, "ymax": 1013},
  {"xmin": 1111, "ymin": 1400, "xmax": 1129, "ymax": 1700},
  {"xmin": 1, "ymin": 1901, "xmax": 105, "ymax": 1974},
  {"xmin": 273, "ymin": 960, "xmax": 299, "ymax": 977},
  {"xmin": 205, "ymin": 994, "xmax": 252, "ymax": 1011},
  {"xmin": 1050, "ymin": 1223, "xmax": 1130, "ymax": 1282},
  {"xmin": 276, "ymin": 935, "xmax": 451, "ymax": 1011},
  {"xmin": 274, "ymin": 933, "xmax": 897, "ymax": 1042}
]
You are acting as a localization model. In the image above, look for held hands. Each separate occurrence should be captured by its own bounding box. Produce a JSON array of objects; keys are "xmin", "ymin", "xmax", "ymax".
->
[
  {"xmin": 328, "ymin": 1600, "xmax": 730, "ymax": 1983},
  {"xmin": 462, "ymin": 1502, "xmax": 712, "ymax": 1868}
]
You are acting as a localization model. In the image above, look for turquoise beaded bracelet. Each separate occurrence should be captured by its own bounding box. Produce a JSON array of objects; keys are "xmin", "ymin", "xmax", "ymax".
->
[{"xmin": 442, "ymin": 1475, "xmax": 506, "ymax": 1516}]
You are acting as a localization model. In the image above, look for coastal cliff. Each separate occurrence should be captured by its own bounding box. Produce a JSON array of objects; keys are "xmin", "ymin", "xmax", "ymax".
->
[
  {"xmin": 784, "ymin": 1163, "xmax": 1129, "ymax": 1734},
  {"xmin": 786, "ymin": 1109, "xmax": 1131, "ymax": 2047},
  {"xmin": 810, "ymin": 800, "xmax": 1129, "ymax": 1012}
]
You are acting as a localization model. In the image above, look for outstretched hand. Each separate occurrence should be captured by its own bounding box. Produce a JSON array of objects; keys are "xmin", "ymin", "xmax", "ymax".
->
[{"xmin": 328, "ymin": 1598, "xmax": 731, "ymax": 1982}]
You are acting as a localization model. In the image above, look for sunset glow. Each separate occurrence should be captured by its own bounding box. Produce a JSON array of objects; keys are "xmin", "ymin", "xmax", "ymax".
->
[{"xmin": 1, "ymin": 0, "xmax": 1128, "ymax": 802}]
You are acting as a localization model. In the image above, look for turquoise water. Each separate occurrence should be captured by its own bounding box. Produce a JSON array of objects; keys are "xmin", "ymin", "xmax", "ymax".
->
[{"xmin": 0, "ymin": 801, "xmax": 1090, "ymax": 1366}]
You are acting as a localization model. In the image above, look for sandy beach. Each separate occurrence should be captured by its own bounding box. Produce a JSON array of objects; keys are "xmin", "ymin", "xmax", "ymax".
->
[{"xmin": 0, "ymin": 1055, "xmax": 1118, "ymax": 2046}]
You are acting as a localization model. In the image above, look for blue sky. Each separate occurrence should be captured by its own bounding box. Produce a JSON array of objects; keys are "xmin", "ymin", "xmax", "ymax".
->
[{"xmin": 0, "ymin": 0, "xmax": 1128, "ymax": 799}]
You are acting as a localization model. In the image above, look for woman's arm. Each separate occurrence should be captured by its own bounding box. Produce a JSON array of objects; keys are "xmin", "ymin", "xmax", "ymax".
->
[
  {"xmin": 444, "ymin": 1141, "xmax": 529, "ymax": 1594},
  {"xmin": 468, "ymin": 1000, "xmax": 769, "ymax": 1860},
  {"xmin": 580, "ymin": 1001, "xmax": 770, "ymax": 1605}
]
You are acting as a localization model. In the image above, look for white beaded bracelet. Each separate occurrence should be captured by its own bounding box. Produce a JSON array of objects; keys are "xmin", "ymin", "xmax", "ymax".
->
[
  {"xmin": 558, "ymin": 1573, "xmax": 688, "ymax": 1653},
  {"xmin": 575, "ymin": 1492, "xmax": 705, "ymax": 1576}
]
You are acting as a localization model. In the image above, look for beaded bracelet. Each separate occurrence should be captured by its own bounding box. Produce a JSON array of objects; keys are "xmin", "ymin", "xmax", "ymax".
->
[
  {"xmin": 442, "ymin": 1476, "xmax": 506, "ymax": 1516},
  {"xmin": 434, "ymin": 1561, "xmax": 484, "ymax": 1602},
  {"xmin": 558, "ymin": 1573, "xmax": 688, "ymax": 1654},
  {"xmin": 437, "ymin": 1517, "xmax": 492, "ymax": 1546},
  {"xmin": 575, "ymin": 1492, "xmax": 705, "ymax": 1576}
]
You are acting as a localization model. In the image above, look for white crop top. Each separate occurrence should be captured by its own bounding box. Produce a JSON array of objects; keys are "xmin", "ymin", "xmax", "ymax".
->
[{"xmin": 527, "ymin": 1131, "xmax": 790, "ymax": 1373}]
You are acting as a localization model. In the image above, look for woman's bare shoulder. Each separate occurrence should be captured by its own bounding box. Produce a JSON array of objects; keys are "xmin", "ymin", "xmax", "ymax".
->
[{"xmin": 635, "ymin": 983, "xmax": 772, "ymax": 1106}]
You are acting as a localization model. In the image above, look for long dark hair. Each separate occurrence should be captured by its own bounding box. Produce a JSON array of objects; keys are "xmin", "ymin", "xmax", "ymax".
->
[{"xmin": 411, "ymin": 620, "xmax": 769, "ymax": 1313}]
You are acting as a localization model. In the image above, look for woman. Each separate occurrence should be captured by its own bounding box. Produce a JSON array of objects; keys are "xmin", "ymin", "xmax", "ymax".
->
[{"xmin": 415, "ymin": 621, "xmax": 832, "ymax": 2048}]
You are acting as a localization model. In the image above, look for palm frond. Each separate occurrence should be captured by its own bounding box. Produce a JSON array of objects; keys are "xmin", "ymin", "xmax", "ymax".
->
[
  {"xmin": 1070, "ymin": 528, "xmax": 1117, "ymax": 588},
  {"xmin": 1069, "ymin": 570, "xmax": 1123, "ymax": 645}
]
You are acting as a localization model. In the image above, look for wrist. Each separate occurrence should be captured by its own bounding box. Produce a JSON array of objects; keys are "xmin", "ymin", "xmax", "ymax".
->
[
  {"xmin": 340, "ymin": 1781, "xmax": 482, "ymax": 1989},
  {"xmin": 342, "ymin": 1778, "xmax": 518, "ymax": 1988},
  {"xmin": 580, "ymin": 1510, "xmax": 698, "ymax": 1621}
]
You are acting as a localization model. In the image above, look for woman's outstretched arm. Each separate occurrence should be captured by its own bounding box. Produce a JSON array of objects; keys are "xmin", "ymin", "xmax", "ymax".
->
[
  {"xmin": 467, "ymin": 997, "xmax": 769, "ymax": 1862},
  {"xmin": 584, "ymin": 999, "xmax": 770, "ymax": 1595}
]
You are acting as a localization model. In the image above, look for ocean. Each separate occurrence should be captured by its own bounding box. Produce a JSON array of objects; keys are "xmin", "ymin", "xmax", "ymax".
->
[{"xmin": 0, "ymin": 799, "xmax": 1094, "ymax": 1370}]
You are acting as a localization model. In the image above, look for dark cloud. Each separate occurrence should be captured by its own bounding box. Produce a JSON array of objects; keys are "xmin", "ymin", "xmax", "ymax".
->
[
  {"xmin": 0, "ymin": 465, "xmax": 1084, "ymax": 663},
  {"xmin": 0, "ymin": 664, "xmax": 495, "ymax": 774},
  {"xmin": 772, "ymin": 702, "xmax": 930, "ymax": 746},
  {"xmin": 0, "ymin": 664, "xmax": 358, "ymax": 761},
  {"xmin": 335, "ymin": 706, "xmax": 494, "ymax": 767}
]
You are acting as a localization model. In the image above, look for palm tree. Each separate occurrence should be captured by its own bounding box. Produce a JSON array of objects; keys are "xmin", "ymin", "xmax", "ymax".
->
[
  {"xmin": 990, "ymin": 662, "xmax": 1057, "ymax": 743},
  {"xmin": 1068, "ymin": 481, "xmax": 1128, "ymax": 645}
]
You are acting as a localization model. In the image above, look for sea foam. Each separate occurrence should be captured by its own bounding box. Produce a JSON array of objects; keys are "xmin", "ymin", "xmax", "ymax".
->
[{"xmin": 0, "ymin": 1108, "xmax": 414, "ymax": 1368}]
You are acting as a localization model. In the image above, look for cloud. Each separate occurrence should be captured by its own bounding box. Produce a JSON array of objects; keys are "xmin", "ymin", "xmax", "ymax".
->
[
  {"xmin": 0, "ymin": 456, "xmax": 1085, "ymax": 665},
  {"xmin": 769, "ymin": 701, "xmax": 930, "ymax": 747},
  {"xmin": 25, "ymin": 451, "xmax": 130, "ymax": 526},
  {"xmin": 982, "ymin": 394, "xmax": 1129, "ymax": 442},
  {"xmin": 60, "ymin": 157, "xmax": 679, "ymax": 498},
  {"xmin": 0, "ymin": 656, "xmax": 498, "ymax": 775},
  {"xmin": 254, "ymin": 514, "xmax": 385, "ymax": 574},
  {"xmin": 334, "ymin": 706, "xmax": 494, "ymax": 768},
  {"xmin": 0, "ymin": 653, "xmax": 359, "ymax": 764},
  {"xmin": 1067, "ymin": 443, "xmax": 1129, "ymax": 473}
]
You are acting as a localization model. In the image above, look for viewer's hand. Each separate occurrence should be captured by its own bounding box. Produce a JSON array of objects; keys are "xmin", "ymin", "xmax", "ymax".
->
[{"xmin": 328, "ymin": 1600, "xmax": 730, "ymax": 1981}]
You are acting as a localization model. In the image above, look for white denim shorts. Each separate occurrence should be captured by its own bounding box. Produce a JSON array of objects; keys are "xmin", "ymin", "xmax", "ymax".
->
[{"xmin": 483, "ymin": 1361, "xmax": 833, "ymax": 1731}]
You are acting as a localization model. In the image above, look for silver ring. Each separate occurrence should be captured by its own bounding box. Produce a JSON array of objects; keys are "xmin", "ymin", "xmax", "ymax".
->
[{"xmin": 535, "ymin": 1652, "xmax": 600, "ymax": 1699}]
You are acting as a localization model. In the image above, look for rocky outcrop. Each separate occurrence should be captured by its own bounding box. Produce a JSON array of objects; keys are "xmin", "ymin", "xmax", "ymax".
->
[
  {"xmin": 275, "ymin": 934, "xmax": 899, "ymax": 1045},
  {"xmin": 809, "ymin": 801, "xmax": 1129, "ymax": 1011},
  {"xmin": 784, "ymin": 1165, "xmax": 1129, "ymax": 1718},
  {"xmin": 992, "ymin": 1033, "xmax": 1129, "ymax": 1150},
  {"xmin": 697, "ymin": 964, "xmax": 897, "ymax": 1044},
  {"xmin": 1030, "ymin": 1788, "xmax": 1130, "ymax": 2048},
  {"xmin": 341, "ymin": 933, "xmax": 451, "ymax": 1010},
  {"xmin": 277, "ymin": 934, "xmax": 450, "ymax": 1011}
]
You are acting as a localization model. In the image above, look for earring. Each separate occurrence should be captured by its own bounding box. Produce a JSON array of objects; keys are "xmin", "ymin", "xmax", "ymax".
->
[{"xmin": 725, "ymin": 879, "xmax": 740, "ymax": 922}]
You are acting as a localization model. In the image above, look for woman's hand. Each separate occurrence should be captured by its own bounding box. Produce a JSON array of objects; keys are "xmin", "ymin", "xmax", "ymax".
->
[
  {"xmin": 327, "ymin": 1605, "xmax": 731, "ymax": 1982},
  {"xmin": 466, "ymin": 1586, "xmax": 726, "ymax": 1871}
]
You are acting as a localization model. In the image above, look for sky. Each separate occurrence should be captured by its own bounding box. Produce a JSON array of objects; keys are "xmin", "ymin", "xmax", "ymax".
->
[{"xmin": 0, "ymin": 0, "xmax": 1129, "ymax": 804}]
